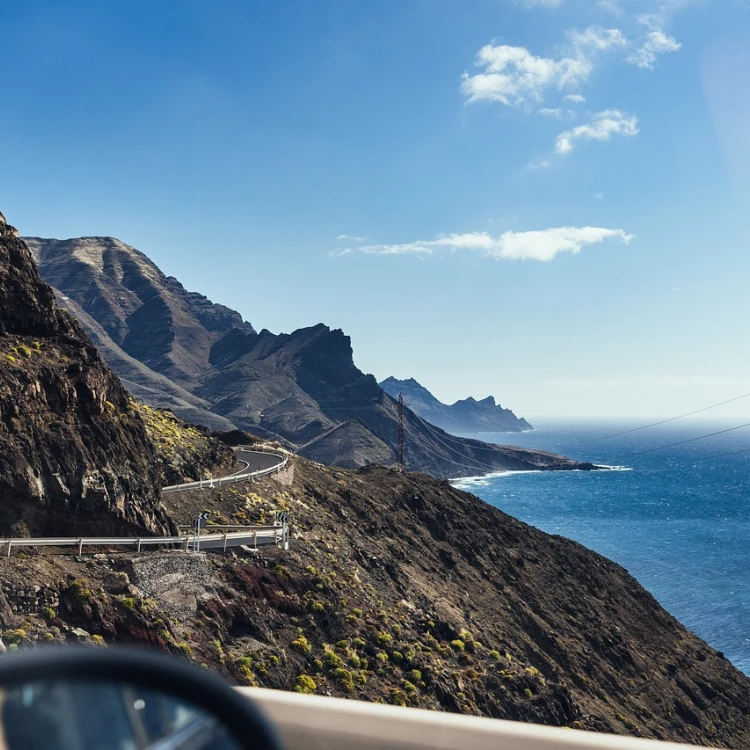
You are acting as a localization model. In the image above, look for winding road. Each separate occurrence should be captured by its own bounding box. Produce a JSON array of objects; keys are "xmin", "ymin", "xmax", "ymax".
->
[
  {"xmin": 0, "ymin": 447, "xmax": 291, "ymax": 556},
  {"xmin": 162, "ymin": 448, "xmax": 288, "ymax": 494}
]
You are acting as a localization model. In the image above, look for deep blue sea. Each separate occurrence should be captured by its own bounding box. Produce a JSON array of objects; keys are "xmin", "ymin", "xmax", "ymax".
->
[{"xmin": 452, "ymin": 419, "xmax": 750, "ymax": 675}]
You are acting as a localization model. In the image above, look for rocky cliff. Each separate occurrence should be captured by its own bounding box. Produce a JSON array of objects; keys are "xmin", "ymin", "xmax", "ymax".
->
[
  {"xmin": 380, "ymin": 376, "xmax": 533, "ymax": 434},
  {"xmin": 2, "ymin": 457, "xmax": 749, "ymax": 748},
  {"xmin": 0, "ymin": 212, "xmax": 173, "ymax": 536},
  {"xmin": 27, "ymin": 235, "xmax": 591, "ymax": 478}
]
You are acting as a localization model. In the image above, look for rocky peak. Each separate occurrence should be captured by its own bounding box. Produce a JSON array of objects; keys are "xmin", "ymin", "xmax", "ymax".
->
[{"xmin": 0, "ymin": 211, "xmax": 173, "ymax": 536}]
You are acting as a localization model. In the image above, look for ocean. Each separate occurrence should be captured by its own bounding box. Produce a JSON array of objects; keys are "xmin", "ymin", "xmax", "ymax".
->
[{"xmin": 452, "ymin": 418, "xmax": 750, "ymax": 676}]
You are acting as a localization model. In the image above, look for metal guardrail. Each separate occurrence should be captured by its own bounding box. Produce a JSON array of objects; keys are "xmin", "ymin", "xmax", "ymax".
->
[
  {"xmin": 162, "ymin": 452, "xmax": 289, "ymax": 494},
  {"xmin": 0, "ymin": 528, "xmax": 283, "ymax": 557}
]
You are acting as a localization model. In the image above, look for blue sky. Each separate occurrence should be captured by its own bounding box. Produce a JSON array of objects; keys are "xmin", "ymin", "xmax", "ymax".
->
[{"xmin": 2, "ymin": 0, "xmax": 749, "ymax": 418}]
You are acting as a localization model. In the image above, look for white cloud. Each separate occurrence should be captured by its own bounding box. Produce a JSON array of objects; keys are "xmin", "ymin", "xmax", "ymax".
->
[
  {"xmin": 461, "ymin": 45, "xmax": 592, "ymax": 106},
  {"xmin": 555, "ymin": 109, "xmax": 639, "ymax": 153},
  {"xmin": 538, "ymin": 107, "xmax": 564, "ymax": 118},
  {"xmin": 626, "ymin": 26, "xmax": 681, "ymax": 69},
  {"xmin": 569, "ymin": 25, "xmax": 628, "ymax": 53},
  {"xmin": 338, "ymin": 226, "xmax": 633, "ymax": 262},
  {"xmin": 594, "ymin": 191, "xmax": 605, "ymax": 200},
  {"xmin": 564, "ymin": 94, "xmax": 586, "ymax": 104},
  {"xmin": 337, "ymin": 234, "xmax": 367, "ymax": 242},
  {"xmin": 526, "ymin": 159, "xmax": 552, "ymax": 170}
]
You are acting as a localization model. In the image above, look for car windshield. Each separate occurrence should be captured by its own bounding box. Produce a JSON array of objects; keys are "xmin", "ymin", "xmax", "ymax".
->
[{"xmin": 1, "ymin": 0, "xmax": 749, "ymax": 748}]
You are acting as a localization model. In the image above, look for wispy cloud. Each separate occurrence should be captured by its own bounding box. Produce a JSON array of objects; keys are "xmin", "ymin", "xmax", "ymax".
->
[
  {"xmin": 626, "ymin": 20, "xmax": 681, "ymax": 69},
  {"xmin": 538, "ymin": 107, "xmax": 564, "ymax": 118},
  {"xmin": 555, "ymin": 109, "xmax": 638, "ymax": 153},
  {"xmin": 336, "ymin": 226, "xmax": 633, "ymax": 263},
  {"xmin": 564, "ymin": 93, "xmax": 586, "ymax": 104},
  {"xmin": 519, "ymin": 0, "xmax": 564, "ymax": 7},
  {"xmin": 337, "ymin": 234, "xmax": 367, "ymax": 242},
  {"xmin": 569, "ymin": 25, "xmax": 628, "ymax": 53},
  {"xmin": 461, "ymin": 45, "xmax": 592, "ymax": 106},
  {"xmin": 526, "ymin": 158, "xmax": 552, "ymax": 170}
]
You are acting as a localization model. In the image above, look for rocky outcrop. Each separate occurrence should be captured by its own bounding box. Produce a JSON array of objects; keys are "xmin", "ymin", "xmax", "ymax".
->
[
  {"xmin": 380, "ymin": 376, "xmax": 533, "ymax": 434},
  {"xmin": 28, "ymin": 234, "xmax": 592, "ymax": 478},
  {"xmin": 0, "ymin": 211, "xmax": 173, "ymax": 536}
]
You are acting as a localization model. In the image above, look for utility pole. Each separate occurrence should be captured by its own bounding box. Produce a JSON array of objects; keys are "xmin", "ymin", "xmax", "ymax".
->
[{"xmin": 397, "ymin": 393, "xmax": 405, "ymax": 471}]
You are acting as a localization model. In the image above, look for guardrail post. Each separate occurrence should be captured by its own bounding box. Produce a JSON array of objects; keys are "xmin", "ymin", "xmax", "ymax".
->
[
  {"xmin": 183, "ymin": 536, "xmax": 189, "ymax": 551},
  {"xmin": 78, "ymin": 538, "xmax": 83, "ymax": 555},
  {"xmin": 223, "ymin": 533, "xmax": 228, "ymax": 552},
  {"xmin": 137, "ymin": 538, "xmax": 141, "ymax": 552},
  {"xmin": 253, "ymin": 530, "xmax": 257, "ymax": 550},
  {"xmin": 274, "ymin": 529, "xmax": 280, "ymax": 547},
  {"xmin": 6, "ymin": 541, "xmax": 11, "ymax": 558}
]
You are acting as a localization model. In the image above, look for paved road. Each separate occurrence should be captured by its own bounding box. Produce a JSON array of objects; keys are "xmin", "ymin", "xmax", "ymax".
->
[
  {"xmin": 162, "ymin": 448, "xmax": 287, "ymax": 494},
  {"xmin": 230, "ymin": 449, "xmax": 284, "ymax": 476}
]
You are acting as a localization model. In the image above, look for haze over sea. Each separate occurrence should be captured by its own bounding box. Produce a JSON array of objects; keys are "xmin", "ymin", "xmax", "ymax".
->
[{"xmin": 453, "ymin": 419, "xmax": 750, "ymax": 676}]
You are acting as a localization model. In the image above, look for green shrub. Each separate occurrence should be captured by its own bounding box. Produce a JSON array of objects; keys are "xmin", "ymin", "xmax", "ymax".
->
[
  {"xmin": 177, "ymin": 641, "xmax": 194, "ymax": 659},
  {"xmin": 305, "ymin": 566, "xmax": 317, "ymax": 576},
  {"xmin": 351, "ymin": 608, "xmax": 363, "ymax": 618},
  {"xmin": 402, "ymin": 680, "xmax": 418, "ymax": 694},
  {"xmin": 18, "ymin": 346, "xmax": 31, "ymax": 358},
  {"xmin": 3, "ymin": 629, "xmax": 27, "ymax": 644},
  {"xmin": 323, "ymin": 649, "xmax": 344, "ymax": 668},
  {"xmin": 524, "ymin": 688, "xmax": 533, "ymax": 699},
  {"xmin": 391, "ymin": 651, "xmax": 403, "ymax": 663},
  {"xmin": 390, "ymin": 688, "xmax": 407, "ymax": 706},
  {"xmin": 291, "ymin": 636, "xmax": 311, "ymax": 655},
  {"xmin": 294, "ymin": 675, "xmax": 317, "ymax": 694},
  {"xmin": 4, "ymin": 355, "xmax": 16, "ymax": 363},
  {"xmin": 377, "ymin": 632, "xmax": 392, "ymax": 646},
  {"xmin": 459, "ymin": 630, "xmax": 473, "ymax": 643},
  {"xmin": 410, "ymin": 669, "xmax": 422, "ymax": 682},
  {"xmin": 92, "ymin": 634, "xmax": 106, "ymax": 647},
  {"xmin": 352, "ymin": 637, "xmax": 366, "ymax": 649},
  {"xmin": 42, "ymin": 607, "xmax": 57, "ymax": 620},
  {"xmin": 68, "ymin": 580, "xmax": 93, "ymax": 601},
  {"xmin": 333, "ymin": 668, "xmax": 355, "ymax": 692},
  {"xmin": 347, "ymin": 654, "xmax": 361, "ymax": 668},
  {"xmin": 308, "ymin": 600, "xmax": 325, "ymax": 613},
  {"xmin": 312, "ymin": 659, "xmax": 323, "ymax": 672},
  {"xmin": 489, "ymin": 650, "xmax": 502, "ymax": 661},
  {"xmin": 450, "ymin": 640, "xmax": 465, "ymax": 652},
  {"xmin": 120, "ymin": 597, "xmax": 135, "ymax": 610},
  {"xmin": 375, "ymin": 652, "xmax": 388, "ymax": 664}
]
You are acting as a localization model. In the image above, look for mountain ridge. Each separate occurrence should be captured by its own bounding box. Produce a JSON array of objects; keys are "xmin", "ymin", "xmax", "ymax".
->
[
  {"xmin": 380, "ymin": 375, "xmax": 533, "ymax": 434},
  {"xmin": 27, "ymin": 234, "xmax": 592, "ymax": 478}
]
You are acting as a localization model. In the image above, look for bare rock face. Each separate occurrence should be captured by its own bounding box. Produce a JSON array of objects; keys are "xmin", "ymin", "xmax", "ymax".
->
[{"xmin": 0, "ymin": 210, "xmax": 174, "ymax": 536}]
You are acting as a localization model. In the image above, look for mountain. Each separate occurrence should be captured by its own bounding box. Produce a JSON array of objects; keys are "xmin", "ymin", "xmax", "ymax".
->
[
  {"xmin": 27, "ymin": 235, "xmax": 593, "ymax": 478},
  {"xmin": 380, "ymin": 376, "xmax": 533, "ymax": 434},
  {"xmin": 0, "ymin": 213, "xmax": 173, "ymax": 536}
]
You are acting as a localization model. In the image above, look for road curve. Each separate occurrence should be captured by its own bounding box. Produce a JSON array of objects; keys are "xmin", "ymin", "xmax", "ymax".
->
[{"xmin": 162, "ymin": 448, "xmax": 288, "ymax": 494}]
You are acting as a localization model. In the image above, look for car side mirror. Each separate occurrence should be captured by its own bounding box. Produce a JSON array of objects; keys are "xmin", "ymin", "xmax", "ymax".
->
[{"xmin": 0, "ymin": 646, "xmax": 282, "ymax": 750}]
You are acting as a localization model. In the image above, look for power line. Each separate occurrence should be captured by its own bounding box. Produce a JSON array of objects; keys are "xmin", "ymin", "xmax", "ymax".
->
[
  {"xmin": 634, "ymin": 422, "xmax": 750, "ymax": 455},
  {"xmin": 401, "ymin": 422, "xmax": 497, "ymax": 473},
  {"xmin": 577, "ymin": 391, "xmax": 750, "ymax": 444},
  {"xmin": 407, "ymin": 408, "xmax": 507, "ymax": 472}
]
